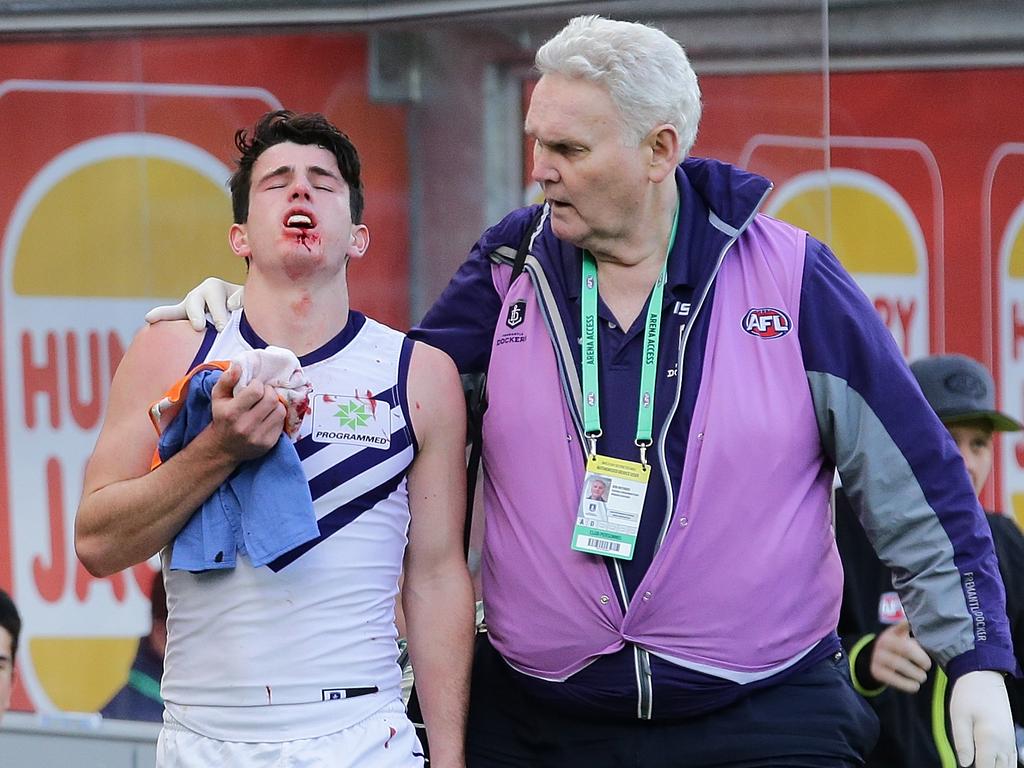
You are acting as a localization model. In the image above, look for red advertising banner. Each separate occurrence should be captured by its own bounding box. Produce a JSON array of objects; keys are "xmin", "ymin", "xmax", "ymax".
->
[
  {"xmin": 698, "ymin": 68, "xmax": 1024, "ymax": 516},
  {"xmin": 0, "ymin": 32, "xmax": 408, "ymax": 713}
]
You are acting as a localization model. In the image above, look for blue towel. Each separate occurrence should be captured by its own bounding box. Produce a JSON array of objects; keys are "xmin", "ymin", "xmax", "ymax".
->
[{"xmin": 159, "ymin": 368, "xmax": 320, "ymax": 572}]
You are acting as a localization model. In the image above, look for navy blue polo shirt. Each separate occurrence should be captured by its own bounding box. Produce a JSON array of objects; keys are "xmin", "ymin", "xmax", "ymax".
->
[{"xmin": 556, "ymin": 241, "xmax": 702, "ymax": 600}]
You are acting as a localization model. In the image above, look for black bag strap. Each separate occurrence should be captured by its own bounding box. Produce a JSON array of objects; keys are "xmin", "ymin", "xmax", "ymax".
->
[
  {"xmin": 461, "ymin": 372, "xmax": 487, "ymax": 556},
  {"xmin": 509, "ymin": 205, "xmax": 545, "ymax": 285}
]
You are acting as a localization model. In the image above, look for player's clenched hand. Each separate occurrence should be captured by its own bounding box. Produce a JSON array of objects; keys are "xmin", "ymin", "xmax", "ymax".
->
[
  {"xmin": 209, "ymin": 363, "xmax": 286, "ymax": 461},
  {"xmin": 869, "ymin": 621, "xmax": 932, "ymax": 693}
]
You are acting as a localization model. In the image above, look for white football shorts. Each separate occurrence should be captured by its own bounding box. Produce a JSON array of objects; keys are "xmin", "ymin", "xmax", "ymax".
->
[{"xmin": 156, "ymin": 699, "xmax": 425, "ymax": 768}]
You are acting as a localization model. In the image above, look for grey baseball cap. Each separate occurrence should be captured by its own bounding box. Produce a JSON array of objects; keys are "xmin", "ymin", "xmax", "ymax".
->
[{"xmin": 909, "ymin": 353, "xmax": 1023, "ymax": 433}]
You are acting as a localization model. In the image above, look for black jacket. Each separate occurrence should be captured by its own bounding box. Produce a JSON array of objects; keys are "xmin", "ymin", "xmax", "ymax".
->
[{"xmin": 837, "ymin": 491, "xmax": 1024, "ymax": 767}]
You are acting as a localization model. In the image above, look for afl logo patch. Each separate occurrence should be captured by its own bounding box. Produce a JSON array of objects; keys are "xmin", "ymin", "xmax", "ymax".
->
[
  {"xmin": 742, "ymin": 307, "xmax": 791, "ymax": 339},
  {"xmin": 878, "ymin": 591, "xmax": 906, "ymax": 624},
  {"xmin": 506, "ymin": 299, "xmax": 527, "ymax": 328}
]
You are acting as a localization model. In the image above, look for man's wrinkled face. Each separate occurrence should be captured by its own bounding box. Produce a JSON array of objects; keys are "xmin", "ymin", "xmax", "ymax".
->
[{"xmin": 525, "ymin": 73, "xmax": 651, "ymax": 255}]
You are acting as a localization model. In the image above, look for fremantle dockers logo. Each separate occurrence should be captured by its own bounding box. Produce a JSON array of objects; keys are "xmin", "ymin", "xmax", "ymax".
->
[{"xmin": 506, "ymin": 300, "xmax": 527, "ymax": 328}]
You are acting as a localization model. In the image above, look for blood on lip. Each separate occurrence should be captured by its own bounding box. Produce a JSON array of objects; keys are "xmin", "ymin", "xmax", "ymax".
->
[{"xmin": 295, "ymin": 232, "xmax": 321, "ymax": 252}]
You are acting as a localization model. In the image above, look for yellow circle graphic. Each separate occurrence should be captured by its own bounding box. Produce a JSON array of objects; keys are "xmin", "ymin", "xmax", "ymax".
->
[
  {"xmin": 15, "ymin": 155, "xmax": 242, "ymax": 296},
  {"xmin": 768, "ymin": 170, "xmax": 922, "ymax": 275},
  {"xmin": 1007, "ymin": 223, "xmax": 1024, "ymax": 279}
]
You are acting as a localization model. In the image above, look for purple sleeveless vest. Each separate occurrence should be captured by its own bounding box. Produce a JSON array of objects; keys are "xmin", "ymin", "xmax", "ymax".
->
[{"xmin": 480, "ymin": 214, "xmax": 842, "ymax": 682}]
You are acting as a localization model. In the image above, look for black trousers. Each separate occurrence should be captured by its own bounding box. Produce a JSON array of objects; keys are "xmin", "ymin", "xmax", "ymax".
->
[{"xmin": 466, "ymin": 637, "xmax": 879, "ymax": 768}]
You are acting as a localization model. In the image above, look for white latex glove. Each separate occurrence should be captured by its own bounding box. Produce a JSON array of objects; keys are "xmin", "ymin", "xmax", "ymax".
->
[
  {"xmin": 949, "ymin": 669, "xmax": 1017, "ymax": 767},
  {"xmin": 144, "ymin": 277, "xmax": 244, "ymax": 332},
  {"xmin": 869, "ymin": 621, "xmax": 932, "ymax": 693}
]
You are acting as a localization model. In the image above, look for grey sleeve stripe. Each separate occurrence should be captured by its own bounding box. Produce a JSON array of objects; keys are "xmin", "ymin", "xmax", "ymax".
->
[
  {"xmin": 809, "ymin": 370, "xmax": 976, "ymax": 666},
  {"xmin": 523, "ymin": 253, "xmax": 584, "ymax": 418},
  {"xmin": 490, "ymin": 245, "xmax": 516, "ymax": 264}
]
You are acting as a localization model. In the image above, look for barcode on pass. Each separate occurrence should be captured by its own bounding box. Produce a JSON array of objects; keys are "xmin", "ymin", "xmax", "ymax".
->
[{"xmin": 587, "ymin": 538, "xmax": 620, "ymax": 552}]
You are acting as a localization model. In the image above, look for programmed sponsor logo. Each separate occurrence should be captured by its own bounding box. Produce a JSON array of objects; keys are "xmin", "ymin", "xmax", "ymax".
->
[
  {"xmin": 742, "ymin": 307, "xmax": 792, "ymax": 339},
  {"xmin": 311, "ymin": 393, "xmax": 392, "ymax": 448}
]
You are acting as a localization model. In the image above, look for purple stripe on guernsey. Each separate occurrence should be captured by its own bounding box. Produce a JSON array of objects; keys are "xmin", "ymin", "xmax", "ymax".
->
[
  {"xmin": 295, "ymin": 341, "xmax": 417, "ymax": 497},
  {"xmin": 186, "ymin": 322, "xmax": 219, "ymax": 373},
  {"xmin": 396, "ymin": 336, "xmax": 419, "ymax": 454},
  {"xmin": 268, "ymin": 468, "xmax": 408, "ymax": 572},
  {"xmin": 304, "ymin": 423, "xmax": 411, "ymax": 502},
  {"xmin": 235, "ymin": 308, "xmax": 419, "ymax": 574}
]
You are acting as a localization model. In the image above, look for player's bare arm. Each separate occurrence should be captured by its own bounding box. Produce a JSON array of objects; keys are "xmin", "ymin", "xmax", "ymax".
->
[
  {"xmin": 75, "ymin": 319, "xmax": 285, "ymax": 577},
  {"xmin": 402, "ymin": 341, "xmax": 475, "ymax": 768}
]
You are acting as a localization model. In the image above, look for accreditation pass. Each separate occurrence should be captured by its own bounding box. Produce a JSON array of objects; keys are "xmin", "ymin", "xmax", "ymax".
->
[{"xmin": 571, "ymin": 454, "xmax": 650, "ymax": 560}]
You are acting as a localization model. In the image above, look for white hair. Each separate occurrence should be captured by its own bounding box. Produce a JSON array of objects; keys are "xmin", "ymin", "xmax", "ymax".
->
[{"xmin": 535, "ymin": 15, "xmax": 702, "ymax": 160}]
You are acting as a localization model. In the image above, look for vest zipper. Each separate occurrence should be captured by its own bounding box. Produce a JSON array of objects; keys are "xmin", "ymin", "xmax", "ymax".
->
[
  {"xmin": 639, "ymin": 197, "xmax": 771, "ymax": 717},
  {"xmin": 653, "ymin": 248, "xmax": 730, "ymax": 552},
  {"xmin": 519, "ymin": 255, "xmax": 655, "ymax": 719},
  {"xmin": 609, "ymin": 558, "xmax": 652, "ymax": 718},
  {"xmin": 653, "ymin": 192, "xmax": 772, "ymax": 554},
  {"xmin": 634, "ymin": 644, "xmax": 654, "ymax": 719}
]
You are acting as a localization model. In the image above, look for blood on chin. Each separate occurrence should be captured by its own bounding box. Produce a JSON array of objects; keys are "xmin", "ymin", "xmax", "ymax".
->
[{"xmin": 281, "ymin": 229, "xmax": 322, "ymax": 253}]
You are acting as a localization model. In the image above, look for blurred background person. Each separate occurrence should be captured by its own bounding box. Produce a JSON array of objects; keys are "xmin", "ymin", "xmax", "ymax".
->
[
  {"xmin": 0, "ymin": 588, "xmax": 21, "ymax": 725},
  {"xmin": 838, "ymin": 353, "xmax": 1024, "ymax": 766},
  {"xmin": 100, "ymin": 571, "xmax": 165, "ymax": 722}
]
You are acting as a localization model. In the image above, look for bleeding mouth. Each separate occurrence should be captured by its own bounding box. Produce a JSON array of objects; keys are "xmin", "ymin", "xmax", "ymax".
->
[{"xmin": 285, "ymin": 213, "xmax": 314, "ymax": 229}]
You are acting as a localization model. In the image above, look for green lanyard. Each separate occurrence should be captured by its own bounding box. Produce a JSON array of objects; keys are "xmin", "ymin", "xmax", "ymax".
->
[
  {"xmin": 580, "ymin": 209, "xmax": 678, "ymax": 467},
  {"xmin": 128, "ymin": 668, "xmax": 163, "ymax": 704}
]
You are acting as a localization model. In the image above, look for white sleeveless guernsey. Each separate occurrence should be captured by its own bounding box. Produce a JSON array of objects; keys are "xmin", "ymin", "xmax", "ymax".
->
[{"xmin": 162, "ymin": 309, "xmax": 417, "ymax": 742}]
